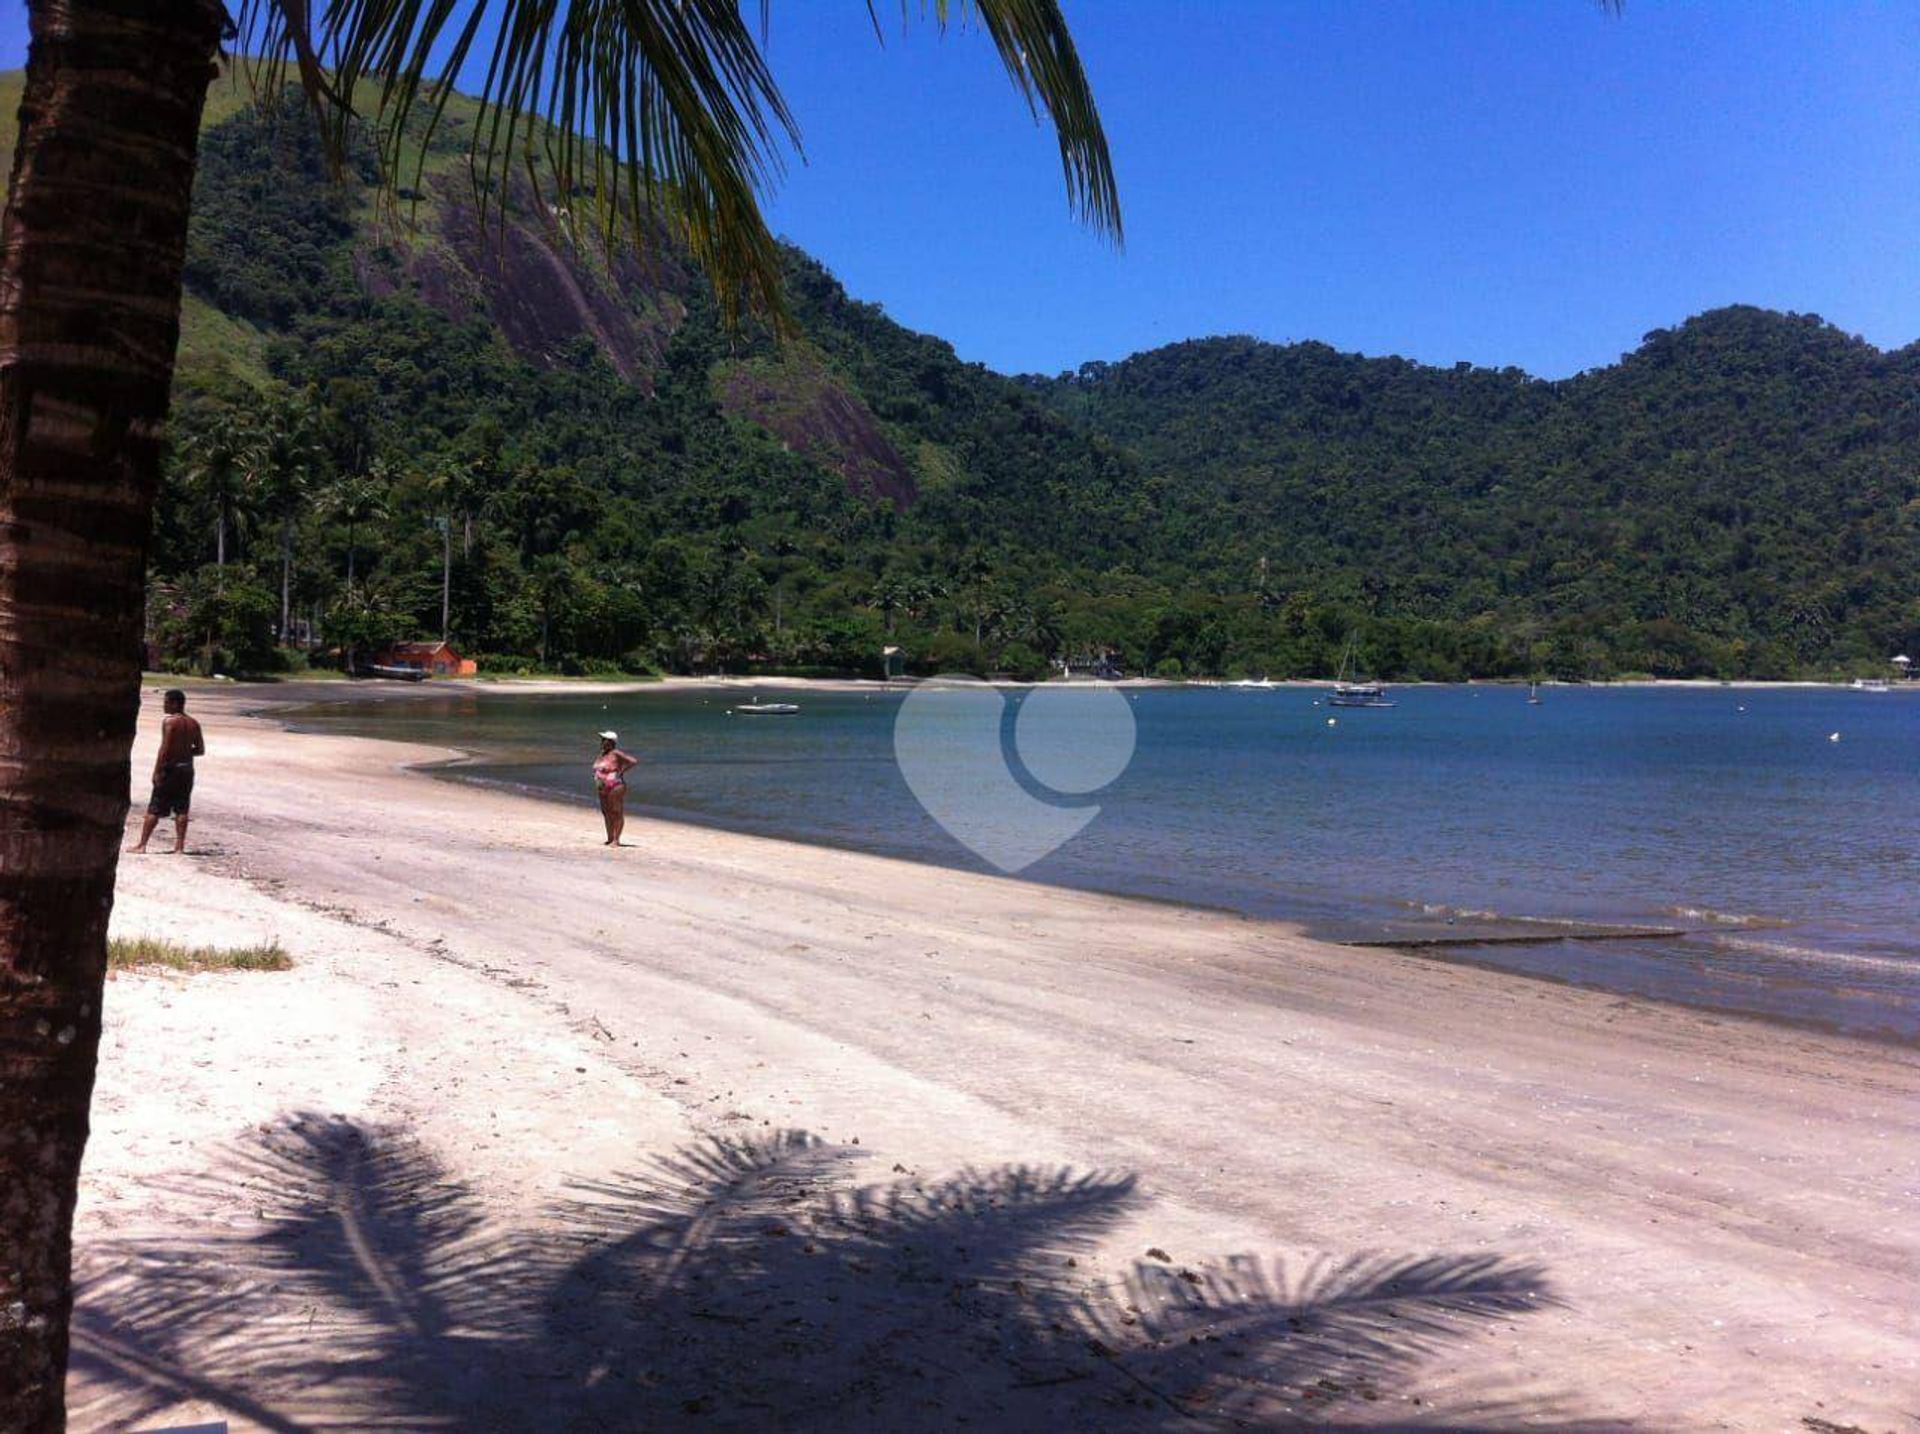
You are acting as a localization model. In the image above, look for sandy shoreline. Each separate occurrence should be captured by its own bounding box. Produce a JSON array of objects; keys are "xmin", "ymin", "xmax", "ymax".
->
[
  {"xmin": 148, "ymin": 670, "xmax": 1920, "ymax": 699},
  {"xmin": 69, "ymin": 685, "xmax": 1919, "ymax": 1430}
]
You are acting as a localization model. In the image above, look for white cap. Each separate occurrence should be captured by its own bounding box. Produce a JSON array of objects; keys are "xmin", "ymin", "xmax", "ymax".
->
[{"xmin": 597, "ymin": 730, "xmax": 618, "ymax": 742}]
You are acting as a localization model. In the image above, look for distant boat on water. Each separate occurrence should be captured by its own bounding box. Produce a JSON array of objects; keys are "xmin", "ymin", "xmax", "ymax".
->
[
  {"xmin": 1329, "ymin": 681, "xmax": 1394, "ymax": 709},
  {"xmin": 1850, "ymin": 678, "xmax": 1891, "ymax": 693},
  {"xmin": 1329, "ymin": 637, "xmax": 1395, "ymax": 709},
  {"xmin": 1528, "ymin": 681, "xmax": 1543, "ymax": 705},
  {"xmin": 351, "ymin": 662, "xmax": 428, "ymax": 683},
  {"xmin": 734, "ymin": 702, "xmax": 800, "ymax": 715}
]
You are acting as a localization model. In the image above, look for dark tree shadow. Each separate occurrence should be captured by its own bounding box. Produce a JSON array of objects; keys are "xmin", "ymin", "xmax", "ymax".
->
[{"xmin": 71, "ymin": 1114, "xmax": 1636, "ymax": 1431}]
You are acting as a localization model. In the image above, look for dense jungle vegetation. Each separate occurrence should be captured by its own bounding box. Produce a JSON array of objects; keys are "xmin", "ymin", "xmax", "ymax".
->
[{"xmin": 136, "ymin": 94, "xmax": 1920, "ymax": 682}]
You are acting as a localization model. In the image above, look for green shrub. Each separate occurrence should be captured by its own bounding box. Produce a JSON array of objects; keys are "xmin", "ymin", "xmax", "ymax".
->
[
  {"xmin": 471, "ymin": 651, "xmax": 537, "ymax": 674},
  {"xmin": 922, "ymin": 630, "xmax": 987, "ymax": 676},
  {"xmin": 619, "ymin": 649, "xmax": 663, "ymax": 677},
  {"xmin": 998, "ymin": 642, "xmax": 1048, "ymax": 682}
]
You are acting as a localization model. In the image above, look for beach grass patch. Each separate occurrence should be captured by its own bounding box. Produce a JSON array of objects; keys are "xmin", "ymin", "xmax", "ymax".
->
[{"xmin": 108, "ymin": 936, "xmax": 292, "ymax": 973}]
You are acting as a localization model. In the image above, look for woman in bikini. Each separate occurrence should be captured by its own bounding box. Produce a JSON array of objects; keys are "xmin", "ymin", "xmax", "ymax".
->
[{"xmin": 592, "ymin": 730, "xmax": 638, "ymax": 846}]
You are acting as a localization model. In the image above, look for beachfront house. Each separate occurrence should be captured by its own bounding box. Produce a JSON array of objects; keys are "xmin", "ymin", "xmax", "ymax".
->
[
  {"xmin": 1060, "ymin": 647, "xmax": 1125, "ymax": 681},
  {"xmin": 882, "ymin": 644, "xmax": 906, "ymax": 680},
  {"xmin": 374, "ymin": 640, "xmax": 478, "ymax": 678}
]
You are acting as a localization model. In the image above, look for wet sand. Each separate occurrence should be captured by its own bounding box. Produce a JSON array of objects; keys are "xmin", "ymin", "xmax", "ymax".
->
[{"xmin": 69, "ymin": 683, "xmax": 1920, "ymax": 1430}]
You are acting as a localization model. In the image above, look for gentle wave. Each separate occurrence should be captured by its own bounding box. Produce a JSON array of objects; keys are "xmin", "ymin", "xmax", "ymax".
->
[
  {"xmin": 1661, "ymin": 904, "xmax": 1790, "ymax": 928},
  {"xmin": 1703, "ymin": 933, "xmax": 1919, "ymax": 974},
  {"xmin": 1408, "ymin": 902, "xmax": 1655, "ymax": 933},
  {"xmin": 1410, "ymin": 901, "xmax": 1558, "ymax": 924}
]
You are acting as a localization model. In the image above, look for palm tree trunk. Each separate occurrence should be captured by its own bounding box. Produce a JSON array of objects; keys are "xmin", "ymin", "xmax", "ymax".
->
[
  {"xmin": 215, "ymin": 504, "xmax": 226, "ymax": 566},
  {"xmin": 441, "ymin": 514, "xmax": 451, "ymax": 641},
  {"xmin": 0, "ymin": 2, "xmax": 223, "ymax": 1427},
  {"xmin": 280, "ymin": 510, "xmax": 294, "ymax": 642}
]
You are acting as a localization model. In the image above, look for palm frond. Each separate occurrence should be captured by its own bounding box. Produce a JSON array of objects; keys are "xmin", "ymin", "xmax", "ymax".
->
[
  {"xmin": 922, "ymin": 0, "xmax": 1122, "ymax": 243},
  {"xmin": 229, "ymin": 0, "xmax": 1119, "ymax": 331},
  {"xmin": 235, "ymin": 0, "xmax": 796, "ymax": 326}
]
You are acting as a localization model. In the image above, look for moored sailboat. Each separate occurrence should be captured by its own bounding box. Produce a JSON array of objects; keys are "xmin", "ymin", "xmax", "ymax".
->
[{"xmin": 1329, "ymin": 637, "xmax": 1395, "ymax": 709}]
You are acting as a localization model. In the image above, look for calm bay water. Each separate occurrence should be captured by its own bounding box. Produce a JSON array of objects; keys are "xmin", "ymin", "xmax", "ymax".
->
[{"xmin": 289, "ymin": 683, "xmax": 1920, "ymax": 1041}]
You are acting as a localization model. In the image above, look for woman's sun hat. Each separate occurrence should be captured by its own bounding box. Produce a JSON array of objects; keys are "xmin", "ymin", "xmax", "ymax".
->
[{"xmin": 598, "ymin": 730, "xmax": 618, "ymax": 741}]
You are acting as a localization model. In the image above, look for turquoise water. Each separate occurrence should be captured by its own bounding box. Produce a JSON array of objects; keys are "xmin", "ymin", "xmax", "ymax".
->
[{"xmin": 289, "ymin": 683, "xmax": 1920, "ymax": 1041}]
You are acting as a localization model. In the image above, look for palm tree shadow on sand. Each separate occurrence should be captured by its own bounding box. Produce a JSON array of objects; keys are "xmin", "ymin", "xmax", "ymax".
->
[{"xmin": 71, "ymin": 1114, "xmax": 1636, "ymax": 1431}]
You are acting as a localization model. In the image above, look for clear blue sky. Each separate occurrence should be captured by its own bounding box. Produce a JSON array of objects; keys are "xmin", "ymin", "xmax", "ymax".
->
[{"xmin": 3, "ymin": 1, "xmax": 1915, "ymax": 378}]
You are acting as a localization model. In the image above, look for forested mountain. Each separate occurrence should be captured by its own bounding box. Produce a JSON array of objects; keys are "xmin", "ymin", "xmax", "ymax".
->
[
  {"xmin": 1032, "ymin": 312, "xmax": 1920, "ymax": 677},
  {"xmin": 8, "ymin": 76, "xmax": 1912, "ymax": 680}
]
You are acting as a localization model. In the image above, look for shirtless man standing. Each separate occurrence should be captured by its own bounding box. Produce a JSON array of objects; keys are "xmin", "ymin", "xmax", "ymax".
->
[{"xmin": 129, "ymin": 689, "xmax": 205, "ymax": 854}]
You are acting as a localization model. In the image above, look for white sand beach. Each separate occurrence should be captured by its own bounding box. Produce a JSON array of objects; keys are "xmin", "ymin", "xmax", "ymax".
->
[{"xmin": 67, "ymin": 685, "xmax": 1919, "ymax": 1431}]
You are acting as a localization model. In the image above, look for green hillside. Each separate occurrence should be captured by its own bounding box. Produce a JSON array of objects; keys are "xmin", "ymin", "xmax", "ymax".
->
[
  {"xmin": 1033, "ymin": 311, "xmax": 1920, "ymax": 676},
  {"xmin": 7, "ymin": 76, "xmax": 1912, "ymax": 678}
]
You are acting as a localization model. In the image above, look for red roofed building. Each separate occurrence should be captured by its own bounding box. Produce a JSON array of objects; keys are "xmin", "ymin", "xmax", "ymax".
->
[{"xmin": 374, "ymin": 640, "xmax": 477, "ymax": 677}]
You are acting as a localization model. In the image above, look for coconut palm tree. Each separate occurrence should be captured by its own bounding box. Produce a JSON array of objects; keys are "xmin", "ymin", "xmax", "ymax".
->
[
  {"xmin": 453, "ymin": 419, "xmax": 506, "ymax": 560},
  {"xmin": 870, "ymin": 572, "xmax": 915, "ymax": 637},
  {"xmin": 326, "ymin": 471, "xmax": 393, "ymax": 594},
  {"xmin": 254, "ymin": 385, "xmax": 327, "ymax": 643},
  {"xmin": 180, "ymin": 410, "xmax": 260, "ymax": 572},
  {"xmin": 0, "ymin": 4, "xmax": 1115, "ymax": 1425},
  {"xmin": 528, "ymin": 553, "xmax": 579, "ymax": 666},
  {"xmin": 425, "ymin": 461, "xmax": 461, "ymax": 641}
]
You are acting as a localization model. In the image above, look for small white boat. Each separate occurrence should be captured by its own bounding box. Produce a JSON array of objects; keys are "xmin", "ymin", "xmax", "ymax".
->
[
  {"xmin": 352, "ymin": 662, "xmax": 428, "ymax": 683},
  {"xmin": 1329, "ymin": 681, "xmax": 1395, "ymax": 709},
  {"xmin": 1850, "ymin": 678, "xmax": 1891, "ymax": 693},
  {"xmin": 733, "ymin": 702, "xmax": 799, "ymax": 715},
  {"xmin": 1527, "ymin": 681, "xmax": 1543, "ymax": 705}
]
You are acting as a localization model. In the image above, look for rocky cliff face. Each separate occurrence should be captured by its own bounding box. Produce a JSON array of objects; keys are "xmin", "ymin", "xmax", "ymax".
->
[
  {"xmin": 361, "ymin": 175, "xmax": 915, "ymax": 506},
  {"xmin": 716, "ymin": 351, "xmax": 918, "ymax": 508},
  {"xmin": 412, "ymin": 183, "xmax": 690, "ymax": 393}
]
